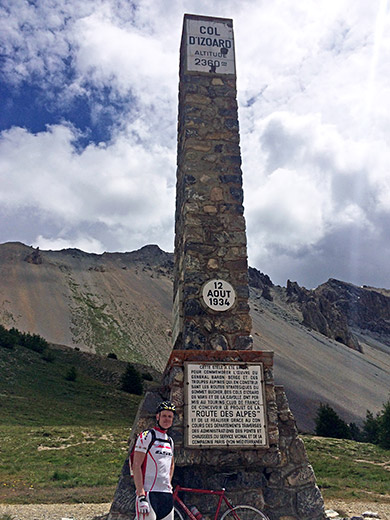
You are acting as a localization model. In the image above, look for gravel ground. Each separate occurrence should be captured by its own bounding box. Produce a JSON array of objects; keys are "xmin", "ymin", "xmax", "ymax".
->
[
  {"xmin": 0, "ymin": 502, "xmax": 111, "ymax": 520},
  {"xmin": 326, "ymin": 499, "xmax": 390, "ymax": 519},
  {"xmin": 1, "ymin": 501, "xmax": 390, "ymax": 520}
]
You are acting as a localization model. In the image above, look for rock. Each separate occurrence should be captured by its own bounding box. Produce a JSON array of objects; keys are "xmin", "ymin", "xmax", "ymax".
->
[
  {"xmin": 325, "ymin": 509, "xmax": 341, "ymax": 518},
  {"xmin": 24, "ymin": 248, "xmax": 43, "ymax": 264},
  {"xmin": 362, "ymin": 512, "xmax": 380, "ymax": 518},
  {"xmin": 248, "ymin": 267, "xmax": 274, "ymax": 301},
  {"xmin": 285, "ymin": 278, "xmax": 362, "ymax": 352}
]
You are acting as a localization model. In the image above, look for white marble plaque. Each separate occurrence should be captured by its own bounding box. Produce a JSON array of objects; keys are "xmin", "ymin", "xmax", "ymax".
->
[
  {"xmin": 185, "ymin": 18, "xmax": 235, "ymax": 75},
  {"xmin": 202, "ymin": 279, "xmax": 236, "ymax": 311},
  {"xmin": 185, "ymin": 362, "xmax": 268, "ymax": 448}
]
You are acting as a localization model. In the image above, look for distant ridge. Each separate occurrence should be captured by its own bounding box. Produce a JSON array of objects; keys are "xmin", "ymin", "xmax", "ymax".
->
[{"xmin": 0, "ymin": 241, "xmax": 389, "ymax": 431}]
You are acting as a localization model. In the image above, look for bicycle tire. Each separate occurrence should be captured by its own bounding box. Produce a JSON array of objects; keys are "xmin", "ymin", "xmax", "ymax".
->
[
  {"xmin": 220, "ymin": 505, "xmax": 270, "ymax": 520},
  {"xmin": 174, "ymin": 505, "xmax": 185, "ymax": 520}
]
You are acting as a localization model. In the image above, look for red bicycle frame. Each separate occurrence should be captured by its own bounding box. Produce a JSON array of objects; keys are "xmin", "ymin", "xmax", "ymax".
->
[{"xmin": 173, "ymin": 485, "xmax": 237, "ymax": 520}]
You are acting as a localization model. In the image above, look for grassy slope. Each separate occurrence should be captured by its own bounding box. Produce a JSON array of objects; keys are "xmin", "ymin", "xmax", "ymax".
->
[
  {"xmin": 0, "ymin": 343, "xmax": 141, "ymax": 503},
  {"xmin": 304, "ymin": 436, "xmax": 390, "ymax": 502},
  {"xmin": 0, "ymin": 343, "xmax": 141, "ymax": 426},
  {"xmin": 1, "ymin": 343, "xmax": 389, "ymax": 505}
]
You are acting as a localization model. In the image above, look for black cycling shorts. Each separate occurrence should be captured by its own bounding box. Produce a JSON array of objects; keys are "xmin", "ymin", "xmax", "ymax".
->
[{"xmin": 149, "ymin": 491, "xmax": 173, "ymax": 520}]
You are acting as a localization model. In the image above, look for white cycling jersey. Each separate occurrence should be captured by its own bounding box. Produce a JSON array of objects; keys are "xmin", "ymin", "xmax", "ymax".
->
[{"xmin": 134, "ymin": 428, "xmax": 174, "ymax": 493}]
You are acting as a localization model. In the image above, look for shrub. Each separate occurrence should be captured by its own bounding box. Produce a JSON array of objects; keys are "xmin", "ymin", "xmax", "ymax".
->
[
  {"xmin": 65, "ymin": 366, "xmax": 78, "ymax": 381},
  {"xmin": 121, "ymin": 364, "xmax": 143, "ymax": 395},
  {"xmin": 378, "ymin": 400, "xmax": 390, "ymax": 449},
  {"xmin": 348, "ymin": 422, "xmax": 363, "ymax": 442},
  {"xmin": 41, "ymin": 348, "xmax": 56, "ymax": 362},
  {"xmin": 315, "ymin": 403, "xmax": 351, "ymax": 439},
  {"xmin": 20, "ymin": 332, "xmax": 48, "ymax": 353},
  {"xmin": 363, "ymin": 410, "xmax": 380, "ymax": 444},
  {"xmin": 0, "ymin": 325, "xmax": 17, "ymax": 349},
  {"xmin": 6, "ymin": 327, "xmax": 49, "ymax": 353}
]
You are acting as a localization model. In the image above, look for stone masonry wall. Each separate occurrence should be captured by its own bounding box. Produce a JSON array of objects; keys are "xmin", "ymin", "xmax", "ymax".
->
[
  {"xmin": 161, "ymin": 351, "xmax": 325, "ymax": 520},
  {"xmin": 173, "ymin": 68, "xmax": 252, "ymax": 352}
]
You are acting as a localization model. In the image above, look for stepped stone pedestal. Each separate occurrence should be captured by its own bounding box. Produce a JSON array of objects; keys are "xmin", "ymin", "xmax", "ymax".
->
[{"xmin": 108, "ymin": 14, "xmax": 325, "ymax": 520}]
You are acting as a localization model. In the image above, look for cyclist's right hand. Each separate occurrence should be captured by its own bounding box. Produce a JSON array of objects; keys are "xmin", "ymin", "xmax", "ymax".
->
[{"xmin": 137, "ymin": 495, "xmax": 150, "ymax": 515}]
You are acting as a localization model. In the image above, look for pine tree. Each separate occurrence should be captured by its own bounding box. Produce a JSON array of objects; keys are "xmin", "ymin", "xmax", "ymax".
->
[
  {"xmin": 121, "ymin": 364, "xmax": 143, "ymax": 395},
  {"xmin": 315, "ymin": 403, "xmax": 351, "ymax": 439}
]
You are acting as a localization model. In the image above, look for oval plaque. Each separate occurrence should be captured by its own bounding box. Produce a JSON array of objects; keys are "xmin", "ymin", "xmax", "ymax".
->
[{"xmin": 202, "ymin": 279, "xmax": 236, "ymax": 311}]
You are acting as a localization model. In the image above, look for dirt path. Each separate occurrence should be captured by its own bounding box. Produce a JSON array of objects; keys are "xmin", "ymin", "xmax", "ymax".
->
[{"xmin": 1, "ymin": 501, "xmax": 390, "ymax": 520}]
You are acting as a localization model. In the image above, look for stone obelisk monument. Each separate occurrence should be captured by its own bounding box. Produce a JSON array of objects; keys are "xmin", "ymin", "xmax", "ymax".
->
[{"xmin": 108, "ymin": 14, "xmax": 325, "ymax": 520}]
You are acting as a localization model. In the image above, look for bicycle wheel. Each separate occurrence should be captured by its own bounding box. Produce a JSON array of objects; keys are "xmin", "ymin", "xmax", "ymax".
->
[
  {"xmin": 174, "ymin": 505, "xmax": 185, "ymax": 520},
  {"xmin": 220, "ymin": 505, "xmax": 270, "ymax": 520}
]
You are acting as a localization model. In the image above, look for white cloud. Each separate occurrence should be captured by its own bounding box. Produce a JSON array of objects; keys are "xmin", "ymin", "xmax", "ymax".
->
[
  {"xmin": 1, "ymin": 0, "xmax": 390, "ymax": 288},
  {"xmin": 35, "ymin": 234, "xmax": 104, "ymax": 253},
  {"xmin": 0, "ymin": 123, "xmax": 175, "ymax": 251}
]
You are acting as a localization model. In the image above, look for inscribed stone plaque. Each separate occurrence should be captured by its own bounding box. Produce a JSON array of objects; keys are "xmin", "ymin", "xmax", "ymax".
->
[
  {"xmin": 185, "ymin": 17, "xmax": 235, "ymax": 75},
  {"xmin": 185, "ymin": 362, "xmax": 268, "ymax": 448}
]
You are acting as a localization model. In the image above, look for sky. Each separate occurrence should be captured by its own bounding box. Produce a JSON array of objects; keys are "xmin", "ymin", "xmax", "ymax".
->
[{"xmin": 1, "ymin": 0, "xmax": 390, "ymax": 289}]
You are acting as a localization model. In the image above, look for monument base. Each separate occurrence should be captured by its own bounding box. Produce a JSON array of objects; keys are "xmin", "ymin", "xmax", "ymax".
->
[{"xmin": 108, "ymin": 350, "xmax": 325, "ymax": 520}]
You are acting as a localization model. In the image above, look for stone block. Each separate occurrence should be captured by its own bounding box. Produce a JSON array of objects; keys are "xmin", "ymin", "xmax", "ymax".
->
[
  {"xmin": 222, "ymin": 154, "xmax": 242, "ymax": 166},
  {"xmin": 165, "ymin": 366, "xmax": 184, "ymax": 385},
  {"xmin": 207, "ymin": 85, "xmax": 235, "ymax": 98},
  {"xmin": 183, "ymin": 285, "xmax": 198, "ymax": 298},
  {"xmin": 275, "ymin": 386, "xmax": 291, "ymax": 412},
  {"xmin": 207, "ymin": 258, "xmax": 219, "ymax": 269},
  {"xmin": 289, "ymin": 438, "xmax": 309, "ymax": 464},
  {"xmin": 185, "ymin": 93, "xmax": 211, "ymax": 105},
  {"xmin": 230, "ymin": 186, "xmax": 243, "ymax": 202},
  {"xmin": 224, "ymin": 118, "xmax": 239, "ymax": 130},
  {"xmin": 265, "ymin": 385, "xmax": 276, "ymax": 403},
  {"xmin": 184, "ymin": 174, "xmax": 197, "ymax": 185},
  {"xmin": 205, "ymin": 131, "xmax": 239, "ymax": 141},
  {"xmin": 296, "ymin": 486, "xmax": 325, "ymax": 519},
  {"xmin": 184, "ymin": 321, "xmax": 206, "ymax": 349},
  {"xmin": 203, "ymin": 153, "xmax": 219, "ymax": 162},
  {"xmin": 235, "ymin": 285, "xmax": 250, "ymax": 298},
  {"xmin": 218, "ymin": 108, "xmax": 237, "ymax": 117},
  {"xmin": 219, "ymin": 174, "xmax": 242, "ymax": 185},
  {"xmin": 286, "ymin": 465, "xmax": 316, "ymax": 487},
  {"xmin": 185, "ymin": 128, "xmax": 199, "ymax": 138},
  {"xmin": 210, "ymin": 187, "xmax": 224, "ymax": 200},
  {"xmin": 203, "ymin": 205, "xmax": 218, "ymax": 214},
  {"xmin": 219, "ymin": 203, "xmax": 246, "ymax": 215},
  {"xmin": 216, "ymin": 247, "xmax": 227, "ymax": 257},
  {"xmin": 185, "ymin": 254, "xmax": 201, "ymax": 270},
  {"xmin": 210, "ymin": 334, "xmax": 228, "ymax": 350},
  {"xmin": 264, "ymin": 487, "xmax": 295, "ymax": 510},
  {"xmin": 268, "ymin": 469, "xmax": 283, "ymax": 487},
  {"xmin": 184, "ymin": 299, "xmax": 205, "ymax": 317},
  {"xmin": 170, "ymin": 385, "xmax": 184, "ymax": 408},
  {"xmin": 234, "ymin": 335, "xmax": 253, "ymax": 350},
  {"xmin": 187, "ymin": 142, "xmax": 212, "ymax": 152}
]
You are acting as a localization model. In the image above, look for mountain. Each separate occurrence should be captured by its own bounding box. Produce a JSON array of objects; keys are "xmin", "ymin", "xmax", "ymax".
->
[{"xmin": 1, "ymin": 241, "xmax": 389, "ymax": 431}]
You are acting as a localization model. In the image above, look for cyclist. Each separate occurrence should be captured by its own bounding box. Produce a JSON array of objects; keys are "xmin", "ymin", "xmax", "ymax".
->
[{"xmin": 133, "ymin": 401, "xmax": 176, "ymax": 520}]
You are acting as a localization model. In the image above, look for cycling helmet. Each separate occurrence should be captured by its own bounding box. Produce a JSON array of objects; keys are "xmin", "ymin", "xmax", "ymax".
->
[{"xmin": 156, "ymin": 400, "xmax": 176, "ymax": 414}]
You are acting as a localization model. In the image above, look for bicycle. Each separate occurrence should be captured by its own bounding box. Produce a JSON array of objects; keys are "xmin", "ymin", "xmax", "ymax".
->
[{"xmin": 172, "ymin": 485, "xmax": 270, "ymax": 520}]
